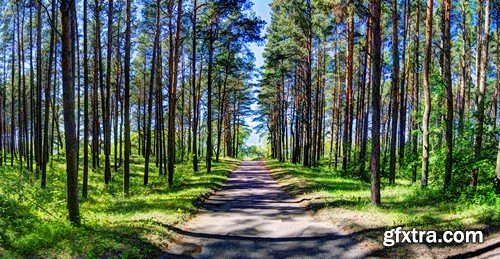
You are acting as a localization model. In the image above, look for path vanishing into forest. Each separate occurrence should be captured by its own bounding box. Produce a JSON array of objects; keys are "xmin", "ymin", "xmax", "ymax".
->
[{"xmin": 163, "ymin": 161, "xmax": 374, "ymax": 258}]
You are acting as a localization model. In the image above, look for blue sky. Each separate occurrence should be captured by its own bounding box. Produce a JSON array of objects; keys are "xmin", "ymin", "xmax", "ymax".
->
[
  {"xmin": 245, "ymin": 0, "xmax": 272, "ymax": 147},
  {"xmin": 249, "ymin": 0, "xmax": 272, "ymax": 70}
]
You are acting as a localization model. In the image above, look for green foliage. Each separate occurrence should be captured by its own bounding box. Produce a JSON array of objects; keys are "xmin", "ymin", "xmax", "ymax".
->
[
  {"xmin": 0, "ymin": 156, "xmax": 240, "ymax": 257},
  {"xmin": 241, "ymin": 145, "xmax": 266, "ymax": 159},
  {"xmin": 266, "ymin": 159, "xmax": 500, "ymax": 231}
]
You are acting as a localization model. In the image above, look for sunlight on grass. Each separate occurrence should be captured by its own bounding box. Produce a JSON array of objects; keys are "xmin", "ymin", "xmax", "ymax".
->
[
  {"xmin": 265, "ymin": 160, "xmax": 500, "ymax": 233},
  {"xmin": 0, "ymin": 156, "xmax": 240, "ymax": 257}
]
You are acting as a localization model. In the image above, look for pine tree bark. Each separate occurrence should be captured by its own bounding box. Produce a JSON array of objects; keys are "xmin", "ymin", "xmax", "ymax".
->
[
  {"xmin": 303, "ymin": 0, "xmax": 312, "ymax": 167},
  {"xmin": 389, "ymin": 0, "xmax": 399, "ymax": 185},
  {"xmin": 370, "ymin": 0, "xmax": 382, "ymax": 205},
  {"xmin": 398, "ymin": 0, "xmax": 409, "ymax": 166},
  {"xmin": 104, "ymin": 0, "xmax": 113, "ymax": 184},
  {"xmin": 421, "ymin": 0, "xmax": 433, "ymax": 188},
  {"xmin": 82, "ymin": 0, "xmax": 90, "ymax": 198},
  {"xmin": 42, "ymin": 0, "xmax": 57, "ymax": 189},
  {"xmin": 145, "ymin": 0, "xmax": 160, "ymax": 185},
  {"xmin": 92, "ymin": 0, "xmax": 101, "ymax": 169},
  {"xmin": 10, "ymin": 14, "xmax": 15, "ymax": 167},
  {"xmin": 457, "ymin": 0, "xmax": 469, "ymax": 133},
  {"xmin": 342, "ymin": 2, "xmax": 354, "ymax": 174},
  {"xmin": 411, "ymin": 1, "xmax": 421, "ymax": 183},
  {"xmin": 60, "ymin": 0, "xmax": 80, "ymax": 225},
  {"xmin": 443, "ymin": 0, "xmax": 453, "ymax": 189},
  {"xmin": 36, "ymin": 1, "xmax": 43, "ymax": 176},
  {"xmin": 471, "ymin": 0, "xmax": 491, "ymax": 188},
  {"xmin": 191, "ymin": 0, "xmax": 199, "ymax": 172},
  {"xmin": 206, "ymin": 20, "xmax": 217, "ymax": 173},
  {"xmin": 167, "ymin": 0, "xmax": 183, "ymax": 187},
  {"xmin": 494, "ymin": 139, "xmax": 500, "ymax": 193},
  {"xmin": 123, "ymin": 0, "xmax": 131, "ymax": 196}
]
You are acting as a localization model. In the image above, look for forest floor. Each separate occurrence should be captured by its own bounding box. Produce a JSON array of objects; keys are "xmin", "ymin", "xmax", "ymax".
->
[
  {"xmin": 265, "ymin": 160, "xmax": 500, "ymax": 258},
  {"xmin": 0, "ymin": 155, "xmax": 240, "ymax": 258},
  {"xmin": 165, "ymin": 160, "xmax": 375, "ymax": 258}
]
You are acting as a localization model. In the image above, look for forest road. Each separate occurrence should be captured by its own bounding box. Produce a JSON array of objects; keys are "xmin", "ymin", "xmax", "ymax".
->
[{"xmin": 162, "ymin": 160, "xmax": 374, "ymax": 258}]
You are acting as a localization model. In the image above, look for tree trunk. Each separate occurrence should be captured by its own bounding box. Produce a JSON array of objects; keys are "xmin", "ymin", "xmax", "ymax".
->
[
  {"xmin": 167, "ymin": 0, "xmax": 183, "ymax": 187},
  {"xmin": 457, "ymin": 0, "xmax": 469, "ymax": 133},
  {"xmin": 411, "ymin": 0, "xmax": 421, "ymax": 183},
  {"xmin": 303, "ymin": 0, "xmax": 312, "ymax": 167},
  {"xmin": 471, "ymin": 0, "xmax": 490, "ymax": 188},
  {"xmin": 206, "ymin": 32, "xmax": 215, "ymax": 173},
  {"xmin": 92, "ymin": 0, "xmax": 101, "ymax": 169},
  {"xmin": 398, "ymin": 0, "xmax": 409, "ymax": 167},
  {"xmin": 389, "ymin": 0, "xmax": 399, "ymax": 185},
  {"xmin": 60, "ymin": 0, "xmax": 80, "ymax": 225},
  {"xmin": 494, "ymin": 139, "xmax": 500, "ymax": 193},
  {"xmin": 82, "ymin": 0, "xmax": 90, "ymax": 198},
  {"xmin": 104, "ymin": 0, "xmax": 113, "ymax": 184},
  {"xmin": 145, "ymin": 0, "xmax": 160, "ymax": 185},
  {"xmin": 123, "ymin": 0, "xmax": 131, "ymax": 196},
  {"xmin": 191, "ymin": 0, "xmax": 199, "ymax": 172},
  {"xmin": 370, "ymin": 0, "xmax": 382, "ymax": 205},
  {"xmin": 443, "ymin": 0, "xmax": 453, "ymax": 189},
  {"xmin": 421, "ymin": 0, "xmax": 433, "ymax": 188}
]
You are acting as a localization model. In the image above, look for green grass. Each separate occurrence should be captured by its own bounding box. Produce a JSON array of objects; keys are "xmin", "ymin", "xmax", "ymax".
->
[
  {"xmin": 0, "ymin": 155, "xmax": 240, "ymax": 257},
  {"xmin": 265, "ymin": 160, "xmax": 500, "ymax": 233}
]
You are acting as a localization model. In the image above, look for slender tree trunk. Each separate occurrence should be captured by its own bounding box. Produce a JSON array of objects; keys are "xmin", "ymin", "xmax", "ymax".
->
[
  {"xmin": 144, "ymin": 0, "xmax": 160, "ymax": 185},
  {"xmin": 36, "ymin": 1, "xmax": 43, "ymax": 176},
  {"xmin": 494, "ymin": 139, "xmax": 500, "ymax": 193},
  {"xmin": 191, "ymin": 0, "xmax": 199, "ymax": 172},
  {"xmin": 42, "ymin": 0, "xmax": 57, "ymax": 189},
  {"xmin": 167, "ymin": 0, "xmax": 183, "ymax": 187},
  {"xmin": 471, "ymin": 0, "xmax": 491, "ymax": 188},
  {"xmin": 114, "ymin": 18, "xmax": 122, "ymax": 172},
  {"xmin": 303, "ymin": 0, "xmax": 312, "ymax": 167},
  {"xmin": 29, "ymin": 4, "xmax": 34, "ymax": 174},
  {"xmin": 457, "ymin": 0, "xmax": 469, "ymax": 133},
  {"xmin": 123, "ymin": 0, "xmax": 131, "ymax": 196},
  {"xmin": 443, "ymin": 0, "xmax": 453, "ymax": 189},
  {"xmin": 398, "ymin": 0, "xmax": 409, "ymax": 166},
  {"xmin": 206, "ymin": 30, "xmax": 215, "ymax": 173},
  {"xmin": 104, "ymin": 0, "xmax": 113, "ymax": 184},
  {"xmin": 10, "ymin": 15, "xmax": 16, "ymax": 167},
  {"xmin": 389, "ymin": 0, "xmax": 399, "ymax": 185},
  {"xmin": 421, "ymin": 0, "xmax": 433, "ymax": 188},
  {"xmin": 92, "ymin": 0, "xmax": 101, "ymax": 169},
  {"xmin": 60, "ymin": 0, "xmax": 80, "ymax": 226},
  {"xmin": 370, "ymin": 0, "xmax": 382, "ymax": 205},
  {"xmin": 411, "ymin": 1, "xmax": 421, "ymax": 183},
  {"xmin": 82, "ymin": 0, "xmax": 90, "ymax": 198}
]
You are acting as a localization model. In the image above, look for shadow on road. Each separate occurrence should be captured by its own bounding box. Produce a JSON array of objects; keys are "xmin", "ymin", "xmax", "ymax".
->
[{"xmin": 160, "ymin": 161, "xmax": 381, "ymax": 258}]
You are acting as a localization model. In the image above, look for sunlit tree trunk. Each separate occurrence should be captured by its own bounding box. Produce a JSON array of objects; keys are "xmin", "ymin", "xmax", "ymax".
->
[{"xmin": 421, "ymin": 0, "xmax": 433, "ymax": 188}]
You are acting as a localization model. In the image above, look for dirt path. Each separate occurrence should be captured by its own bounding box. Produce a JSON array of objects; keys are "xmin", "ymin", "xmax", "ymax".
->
[{"xmin": 164, "ymin": 161, "xmax": 374, "ymax": 258}]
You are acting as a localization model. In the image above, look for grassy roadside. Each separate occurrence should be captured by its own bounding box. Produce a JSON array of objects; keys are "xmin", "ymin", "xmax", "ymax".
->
[
  {"xmin": 0, "ymin": 156, "xmax": 239, "ymax": 258},
  {"xmin": 265, "ymin": 159, "xmax": 500, "ymax": 256}
]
